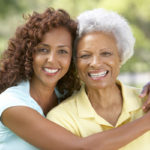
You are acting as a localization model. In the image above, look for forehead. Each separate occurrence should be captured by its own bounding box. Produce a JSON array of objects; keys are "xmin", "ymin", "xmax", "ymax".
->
[
  {"xmin": 42, "ymin": 27, "xmax": 72, "ymax": 45},
  {"xmin": 77, "ymin": 31, "xmax": 118, "ymax": 51}
]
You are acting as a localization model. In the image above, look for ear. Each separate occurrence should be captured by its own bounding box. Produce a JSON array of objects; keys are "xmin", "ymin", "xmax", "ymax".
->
[
  {"xmin": 118, "ymin": 55, "xmax": 122, "ymax": 68},
  {"xmin": 119, "ymin": 63, "xmax": 121, "ymax": 69}
]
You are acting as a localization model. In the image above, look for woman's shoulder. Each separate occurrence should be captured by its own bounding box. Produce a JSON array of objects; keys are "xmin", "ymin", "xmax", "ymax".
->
[
  {"xmin": 0, "ymin": 80, "xmax": 44, "ymax": 117},
  {"xmin": 0, "ymin": 81, "xmax": 31, "ymax": 118},
  {"xmin": 117, "ymin": 80, "xmax": 141, "ymax": 95},
  {"xmin": 0, "ymin": 81, "xmax": 30, "ymax": 111},
  {"xmin": 0, "ymin": 81, "xmax": 29, "ymax": 98},
  {"xmin": 121, "ymin": 83, "xmax": 141, "ymax": 95}
]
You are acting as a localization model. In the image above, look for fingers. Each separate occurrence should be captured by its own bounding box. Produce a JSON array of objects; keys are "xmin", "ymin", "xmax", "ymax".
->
[
  {"xmin": 142, "ymin": 91, "xmax": 150, "ymax": 112},
  {"xmin": 142, "ymin": 98, "xmax": 150, "ymax": 112},
  {"xmin": 140, "ymin": 82, "xmax": 150, "ymax": 112},
  {"xmin": 139, "ymin": 82, "xmax": 150, "ymax": 98}
]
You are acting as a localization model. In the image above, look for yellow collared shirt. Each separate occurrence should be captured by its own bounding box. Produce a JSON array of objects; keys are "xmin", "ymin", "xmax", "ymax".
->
[{"xmin": 47, "ymin": 81, "xmax": 150, "ymax": 150}]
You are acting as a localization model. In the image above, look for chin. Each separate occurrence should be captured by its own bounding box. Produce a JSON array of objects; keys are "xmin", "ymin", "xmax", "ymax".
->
[
  {"xmin": 94, "ymin": 85, "xmax": 108, "ymax": 90},
  {"xmin": 87, "ymin": 82, "xmax": 110, "ymax": 90}
]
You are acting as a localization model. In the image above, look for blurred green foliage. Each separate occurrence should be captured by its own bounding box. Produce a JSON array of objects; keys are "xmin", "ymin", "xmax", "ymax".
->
[{"xmin": 0, "ymin": 0, "xmax": 149, "ymax": 73}]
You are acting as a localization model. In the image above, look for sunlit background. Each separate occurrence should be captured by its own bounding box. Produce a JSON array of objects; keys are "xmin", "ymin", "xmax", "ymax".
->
[{"xmin": 0, "ymin": 0, "xmax": 149, "ymax": 88}]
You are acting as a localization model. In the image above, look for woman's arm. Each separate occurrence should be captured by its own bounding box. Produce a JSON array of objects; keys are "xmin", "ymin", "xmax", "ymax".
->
[
  {"xmin": 1, "ymin": 106, "xmax": 82, "ymax": 150},
  {"xmin": 2, "ymin": 106, "xmax": 150, "ymax": 150},
  {"xmin": 83, "ymin": 112, "xmax": 150, "ymax": 150}
]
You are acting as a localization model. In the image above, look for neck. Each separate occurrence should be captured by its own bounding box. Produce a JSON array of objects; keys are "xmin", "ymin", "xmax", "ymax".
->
[
  {"xmin": 86, "ymin": 83, "xmax": 123, "ymax": 126},
  {"xmin": 30, "ymin": 79, "xmax": 58, "ymax": 115},
  {"xmin": 87, "ymin": 84, "xmax": 121, "ymax": 107}
]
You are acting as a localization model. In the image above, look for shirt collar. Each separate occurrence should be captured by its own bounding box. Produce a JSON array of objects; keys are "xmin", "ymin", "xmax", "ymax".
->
[
  {"xmin": 76, "ymin": 85, "xmax": 95, "ymax": 118},
  {"xmin": 76, "ymin": 80, "xmax": 142, "ymax": 126},
  {"xmin": 119, "ymin": 80, "xmax": 142, "ymax": 112}
]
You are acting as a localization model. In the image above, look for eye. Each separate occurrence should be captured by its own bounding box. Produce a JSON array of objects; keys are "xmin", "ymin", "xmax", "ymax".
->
[
  {"xmin": 79, "ymin": 54, "xmax": 91, "ymax": 59},
  {"xmin": 36, "ymin": 48, "xmax": 49, "ymax": 54},
  {"xmin": 101, "ymin": 51, "xmax": 112, "ymax": 57},
  {"xmin": 58, "ymin": 49, "xmax": 69, "ymax": 54}
]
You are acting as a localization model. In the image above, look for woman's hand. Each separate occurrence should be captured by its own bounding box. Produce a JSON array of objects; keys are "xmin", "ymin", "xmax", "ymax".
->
[{"xmin": 139, "ymin": 82, "xmax": 150, "ymax": 112}]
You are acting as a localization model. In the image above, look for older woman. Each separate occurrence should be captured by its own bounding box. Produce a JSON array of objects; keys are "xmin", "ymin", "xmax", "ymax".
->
[{"xmin": 47, "ymin": 8, "xmax": 150, "ymax": 150}]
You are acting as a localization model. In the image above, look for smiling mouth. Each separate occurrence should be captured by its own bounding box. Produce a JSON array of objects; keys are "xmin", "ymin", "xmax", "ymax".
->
[
  {"xmin": 88, "ymin": 71, "xmax": 108, "ymax": 80},
  {"xmin": 43, "ymin": 68, "xmax": 59, "ymax": 74}
]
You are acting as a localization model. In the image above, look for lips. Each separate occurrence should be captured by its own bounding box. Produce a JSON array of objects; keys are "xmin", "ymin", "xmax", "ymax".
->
[
  {"xmin": 43, "ymin": 67, "xmax": 59, "ymax": 75},
  {"xmin": 88, "ymin": 70, "xmax": 108, "ymax": 80}
]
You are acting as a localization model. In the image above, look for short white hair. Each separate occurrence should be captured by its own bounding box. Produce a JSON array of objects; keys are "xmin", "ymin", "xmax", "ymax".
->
[{"xmin": 77, "ymin": 8, "xmax": 135, "ymax": 65}]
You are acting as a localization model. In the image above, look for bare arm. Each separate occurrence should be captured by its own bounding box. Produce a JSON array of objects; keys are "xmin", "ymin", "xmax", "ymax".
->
[
  {"xmin": 83, "ymin": 112, "xmax": 150, "ymax": 150},
  {"xmin": 1, "ymin": 107, "xmax": 82, "ymax": 150},
  {"xmin": 1, "ymin": 106, "xmax": 150, "ymax": 150}
]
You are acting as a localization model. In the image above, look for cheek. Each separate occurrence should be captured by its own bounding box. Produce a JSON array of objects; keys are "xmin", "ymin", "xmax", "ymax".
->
[
  {"xmin": 32, "ymin": 59, "xmax": 41, "ymax": 71},
  {"xmin": 32, "ymin": 59, "xmax": 38, "ymax": 69},
  {"xmin": 76, "ymin": 61, "xmax": 86, "ymax": 79},
  {"xmin": 62, "ymin": 57, "xmax": 72, "ymax": 69},
  {"xmin": 76, "ymin": 61, "xmax": 82, "ymax": 72},
  {"xmin": 33, "ymin": 55, "xmax": 43, "ymax": 65},
  {"xmin": 32, "ymin": 56, "xmax": 45, "ymax": 73},
  {"xmin": 109, "ymin": 59, "xmax": 120, "ymax": 76}
]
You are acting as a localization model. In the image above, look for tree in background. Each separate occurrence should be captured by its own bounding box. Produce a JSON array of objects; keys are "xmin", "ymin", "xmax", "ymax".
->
[{"xmin": 0, "ymin": 0, "xmax": 150, "ymax": 74}]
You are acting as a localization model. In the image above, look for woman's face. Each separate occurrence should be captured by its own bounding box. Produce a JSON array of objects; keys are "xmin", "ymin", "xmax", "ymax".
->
[
  {"xmin": 76, "ymin": 31, "xmax": 121, "ymax": 89},
  {"xmin": 32, "ymin": 27, "xmax": 72, "ymax": 87}
]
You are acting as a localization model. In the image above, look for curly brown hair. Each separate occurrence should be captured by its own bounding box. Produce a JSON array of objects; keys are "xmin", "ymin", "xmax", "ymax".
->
[{"xmin": 0, "ymin": 8, "xmax": 80, "ymax": 99}]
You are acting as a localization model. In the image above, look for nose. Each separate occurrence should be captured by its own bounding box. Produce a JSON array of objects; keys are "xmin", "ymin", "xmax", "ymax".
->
[
  {"xmin": 47, "ymin": 52, "xmax": 55, "ymax": 63},
  {"xmin": 90, "ymin": 56, "xmax": 101, "ymax": 68}
]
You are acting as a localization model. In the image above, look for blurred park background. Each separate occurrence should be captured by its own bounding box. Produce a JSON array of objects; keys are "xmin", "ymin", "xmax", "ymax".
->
[{"xmin": 0, "ymin": 0, "xmax": 149, "ymax": 88}]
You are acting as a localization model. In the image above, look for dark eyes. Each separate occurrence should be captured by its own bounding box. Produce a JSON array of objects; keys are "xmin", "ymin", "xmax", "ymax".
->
[
  {"xmin": 79, "ymin": 54, "xmax": 90, "ymax": 59},
  {"xmin": 58, "ymin": 49, "xmax": 69, "ymax": 54},
  {"xmin": 36, "ymin": 48, "xmax": 49, "ymax": 54},
  {"xmin": 101, "ymin": 51, "xmax": 112, "ymax": 56},
  {"xmin": 78, "ymin": 51, "xmax": 112, "ymax": 59},
  {"xmin": 35, "ymin": 48, "xmax": 69, "ymax": 55}
]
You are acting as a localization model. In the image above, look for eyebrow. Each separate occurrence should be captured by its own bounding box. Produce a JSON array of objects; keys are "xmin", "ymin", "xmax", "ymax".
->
[
  {"xmin": 38, "ymin": 43, "xmax": 49, "ymax": 47},
  {"xmin": 78, "ymin": 50, "xmax": 91, "ymax": 53},
  {"xmin": 38, "ymin": 43, "xmax": 71, "ymax": 49},
  {"xmin": 80, "ymin": 48, "xmax": 112, "ymax": 52},
  {"xmin": 99, "ymin": 48, "xmax": 111, "ymax": 50},
  {"xmin": 57, "ymin": 45, "xmax": 71, "ymax": 49}
]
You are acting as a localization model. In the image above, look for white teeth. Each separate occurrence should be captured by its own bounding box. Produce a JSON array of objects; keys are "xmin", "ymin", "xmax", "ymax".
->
[
  {"xmin": 44, "ymin": 68, "xmax": 59, "ymax": 73},
  {"xmin": 89, "ymin": 71, "xmax": 107, "ymax": 78}
]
